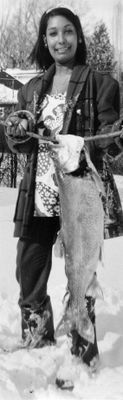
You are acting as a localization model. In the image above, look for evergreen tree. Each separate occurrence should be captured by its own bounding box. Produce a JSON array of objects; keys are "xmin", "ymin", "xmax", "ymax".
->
[{"xmin": 87, "ymin": 22, "xmax": 115, "ymax": 72}]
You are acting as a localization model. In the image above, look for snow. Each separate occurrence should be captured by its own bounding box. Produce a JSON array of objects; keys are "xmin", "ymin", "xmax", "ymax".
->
[
  {"xmin": 0, "ymin": 177, "xmax": 123, "ymax": 400},
  {"xmin": 6, "ymin": 69, "xmax": 40, "ymax": 85},
  {"xmin": 0, "ymin": 84, "xmax": 18, "ymax": 104}
]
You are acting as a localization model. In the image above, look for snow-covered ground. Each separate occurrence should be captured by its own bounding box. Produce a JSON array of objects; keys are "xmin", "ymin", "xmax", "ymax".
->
[{"xmin": 0, "ymin": 177, "xmax": 123, "ymax": 400}]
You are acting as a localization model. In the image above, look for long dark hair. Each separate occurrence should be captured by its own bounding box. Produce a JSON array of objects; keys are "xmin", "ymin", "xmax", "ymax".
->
[{"xmin": 30, "ymin": 6, "xmax": 87, "ymax": 70}]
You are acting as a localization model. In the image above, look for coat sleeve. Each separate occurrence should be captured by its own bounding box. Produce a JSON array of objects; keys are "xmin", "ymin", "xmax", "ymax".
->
[
  {"xmin": 0, "ymin": 122, "xmax": 12, "ymax": 152},
  {"xmin": 16, "ymin": 84, "xmax": 27, "ymax": 110},
  {"xmin": 93, "ymin": 71, "xmax": 120, "ymax": 149}
]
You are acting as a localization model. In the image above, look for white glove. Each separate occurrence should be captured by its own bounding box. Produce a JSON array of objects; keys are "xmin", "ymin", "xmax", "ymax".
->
[{"xmin": 50, "ymin": 134, "xmax": 84, "ymax": 173}]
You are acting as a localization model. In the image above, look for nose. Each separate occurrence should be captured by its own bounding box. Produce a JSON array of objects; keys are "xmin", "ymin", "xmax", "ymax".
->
[{"xmin": 57, "ymin": 31, "xmax": 65, "ymax": 44}]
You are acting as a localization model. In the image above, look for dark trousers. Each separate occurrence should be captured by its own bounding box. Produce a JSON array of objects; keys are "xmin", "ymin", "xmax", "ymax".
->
[{"xmin": 16, "ymin": 217, "xmax": 60, "ymax": 339}]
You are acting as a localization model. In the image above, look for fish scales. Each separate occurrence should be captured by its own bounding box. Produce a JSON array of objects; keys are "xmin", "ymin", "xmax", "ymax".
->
[
  {"xmin": 48, "ymin": 134, "xmax": 104, "ymax": 343},
  {"xmin": 54, "ymin": 164, "xmax": 104, "ymax": 344}
]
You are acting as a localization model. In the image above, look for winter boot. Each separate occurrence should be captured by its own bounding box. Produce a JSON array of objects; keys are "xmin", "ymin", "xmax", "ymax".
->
[
  {"xmin": 21, "ymin": 296, "xmax": 56, "ymax": 348},
  {"xmin": 71, "ymin": 296, "xmax": 99, "ymax": 368}
]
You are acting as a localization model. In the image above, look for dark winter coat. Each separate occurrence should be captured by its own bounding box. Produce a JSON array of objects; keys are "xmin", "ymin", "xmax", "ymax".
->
[{"xmin": 1, "ymin": 64, "xmax": 123, "ymax": 239}]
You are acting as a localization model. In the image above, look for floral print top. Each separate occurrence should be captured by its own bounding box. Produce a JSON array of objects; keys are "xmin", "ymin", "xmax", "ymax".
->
[{"xmin": 34, "ymin": 93, "xmax": 66, "ymax": 217}]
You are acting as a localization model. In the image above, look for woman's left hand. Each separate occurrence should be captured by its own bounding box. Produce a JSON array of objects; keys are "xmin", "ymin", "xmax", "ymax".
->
[{"xmin": 113, "ymin": 117, "xmax": 123, "ymax": 151}]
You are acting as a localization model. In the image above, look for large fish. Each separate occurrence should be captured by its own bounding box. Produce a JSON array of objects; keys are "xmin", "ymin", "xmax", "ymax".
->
[
  {"xmin": 50, "ymin": 135, "xmax": 104, "ymax": 344},
  {"xmin": 5, "ymin": 109, "xmax": 104, "ymax": 344}
]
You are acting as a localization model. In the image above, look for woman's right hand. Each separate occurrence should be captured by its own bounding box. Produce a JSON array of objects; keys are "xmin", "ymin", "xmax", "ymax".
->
[{"xmin": 6, "ymin": 115, "xmax": 28, "ymax": 138}]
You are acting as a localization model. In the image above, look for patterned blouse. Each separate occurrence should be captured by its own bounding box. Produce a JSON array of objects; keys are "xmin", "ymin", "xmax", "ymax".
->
[{"xmin": 34, "ymin": 93, "xmax": 66, "ymax": 217}]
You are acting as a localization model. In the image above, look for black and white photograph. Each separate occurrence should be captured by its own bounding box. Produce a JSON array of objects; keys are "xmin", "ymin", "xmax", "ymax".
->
[{"xmin": 0, "ymin": 0, "xmax": 123, "ymax": 399}]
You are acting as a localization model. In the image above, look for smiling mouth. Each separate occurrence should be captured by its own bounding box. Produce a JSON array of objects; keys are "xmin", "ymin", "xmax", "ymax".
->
[{"xmin": 56, "ymin": 48, "xmax": 69, "ymax": 53}]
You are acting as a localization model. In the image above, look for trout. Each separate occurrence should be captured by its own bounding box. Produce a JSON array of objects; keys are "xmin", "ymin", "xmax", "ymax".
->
[{"xmin": 50, "ymin": 135, "xmax": 104, "ymax": 344}]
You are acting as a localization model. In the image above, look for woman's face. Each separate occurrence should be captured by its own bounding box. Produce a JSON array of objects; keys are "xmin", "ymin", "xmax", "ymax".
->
[{"xmin": 46, "ymin": 15, "xmax": 78, "ymax": 65}]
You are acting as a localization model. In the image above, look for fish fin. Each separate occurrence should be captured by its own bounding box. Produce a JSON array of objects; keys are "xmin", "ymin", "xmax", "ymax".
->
[
  {"xmin": 84, "ymin": 146, "xmax": 105, "ymax": 197},
  {"xmin": 99, "ymin": 244, "xmax": 105, "ymax": 268},
  {"xmin": 54, "ymin": 231, "xmax": 64, "ymax": 258},
  {"xmin": 86, "ymin": 274, "xmax": 103, "ymax": 299},
  {"xmin": 76, "ymin": 316, "xmax": 94, "ymax": 343},
  {"xmin": 55, "ymin": 305, "xmax": 95, "ymax": 344},
  {"xmin": 65, "ymin": 306, "xmax": 95, "ymax": 343}
]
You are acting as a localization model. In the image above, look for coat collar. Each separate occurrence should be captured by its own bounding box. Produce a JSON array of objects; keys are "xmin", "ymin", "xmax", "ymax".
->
[
  {"xmin": 41, "ymin": 63, "xmax": 90, "ymax": 99},
  {"xmin": 63, "ymin": 64, "xmax": 91, "ymax": 134},
  {"xmin": 40, "ymin": 63, "xmax": 91, "ymax": 134}
]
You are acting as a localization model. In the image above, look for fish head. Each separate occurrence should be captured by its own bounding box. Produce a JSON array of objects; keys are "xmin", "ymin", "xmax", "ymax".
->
[{"xmin": 49, "ymin": 134, "xmax": 84, "ymax": 173}]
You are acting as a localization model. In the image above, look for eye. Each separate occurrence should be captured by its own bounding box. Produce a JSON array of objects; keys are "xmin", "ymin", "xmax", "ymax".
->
[
  {"xmin": 64, "ymin": 28, "xmax": 74, "ymax": 35},
  {"xmin": 65, "ymin": 29, "xmax": 73, "ymax": 34},
  {"xmin": 49, "ymin": 31, "xmax": 57, "ymax": 36}
]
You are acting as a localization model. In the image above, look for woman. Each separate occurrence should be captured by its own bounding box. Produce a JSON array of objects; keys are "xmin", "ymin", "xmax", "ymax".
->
[{"xmin": 3, "ymin": 5, "xmax": 123, "ymax": 368}]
